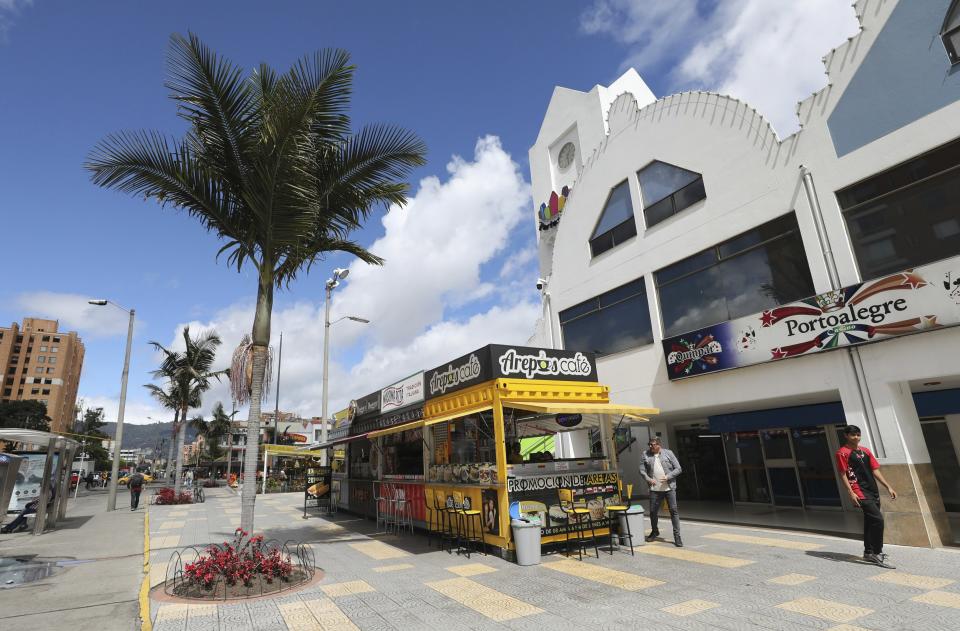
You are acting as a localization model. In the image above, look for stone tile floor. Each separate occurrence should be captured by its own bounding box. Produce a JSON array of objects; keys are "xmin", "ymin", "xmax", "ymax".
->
[{"xmin": 146, "ymin": 488, "xmax": 960, "ymax": 630}]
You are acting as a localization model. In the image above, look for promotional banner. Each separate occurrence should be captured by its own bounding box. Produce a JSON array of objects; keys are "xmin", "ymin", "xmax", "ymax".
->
[
  {"xmin": 425, "ymin": 344, "xmax": 598, "ymax": 399},
  {"xmin": 662, "ymin": 256, "xmax": 960, "ymax": 380},
  {"xmin": 507, "ymin": 471, "xmax": 619, "ymax": 536},
  {"xmin": 8, "ymin": 453, "xmax": 56, "ymax": 511},
  {"xmin": 380, "ymin": 372, "xmax": 425, "ymax": 413}
]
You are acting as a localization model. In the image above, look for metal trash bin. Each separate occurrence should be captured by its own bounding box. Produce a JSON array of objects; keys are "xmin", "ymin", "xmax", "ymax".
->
[
  {"xmin": 511, "ymin": 518, "xmax": 542, "ymax": 566},
  {"xmin": 618, "ymin": 505, "xmax": 645, "ymax": 546}
]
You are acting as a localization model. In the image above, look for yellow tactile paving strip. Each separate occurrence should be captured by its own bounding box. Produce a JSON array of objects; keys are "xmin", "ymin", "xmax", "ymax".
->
[
  {"xmin": 636, "ymin": 543, "xmax": 753, "ymax": 568},
  {"xmin": 446, "ymin": 563, "xmax": 498, "ymax": 577},
  {"xmin": 777, "ymin": 597, "xmax": 873, "ymax": 623},
  {"xmin": 157, "ymin": 520, "xmax": 185, "ymax": 530},
  {"xmin": 544, "ymin": 559, "xmax": 665, "ymax": 590},
  {"xmin": 278, "ymin": 598, "xmax": 361, "ymax": 631},
  {"xmin": 150, "ymin": 535, "xmax": 181, "ymax": 549},
  {"xmin": 661, "ymin": 599, "xmax": 720, "ymax": 616},
  {"xmin": 321, "ymin": 580, "xmax": 376, "ymax": 598},
  {"xmin": 870, "ymin": 571, "xmax": 955, "ymax": 590},
  {"xmin": 911, "ymin": 590, "xmax": 960, "ymax": 609},
  {"xmin": 827, "ymin": 625, "xmax": 872, "ymax": 631},
  {"xmin": 167, "ymin": 511, "xmax": 188, "ymax": 518},
  {"xmin": 704, "ymin": 532, "xmax": 822, "ymax": 550},
  {"xmin": 427, "ymin": 577, "xmax": 543, "ymax": 622},
  {"xmin": 278, "ymin": 601, "xmax": 323, "ymax": 631},
  {"xmin": 373, "ymin": 563, "xmax": 415, "ymax": 573},
  {"xmin": 348, "ymin": 541, "xmax": 409, "ymax": 560},
  {"xmin": 768, "ymin": 573, "xmax": 817, "ymax": 586},
  {"xmin": 155, "ymin": 604, "xmax": 188, "ymax": 622}
]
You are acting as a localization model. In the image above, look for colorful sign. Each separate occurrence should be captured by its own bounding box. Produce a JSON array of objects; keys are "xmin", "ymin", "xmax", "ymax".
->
[
  {"xmin": 662, "ymin": 256, "xmax": 960, "ymax": 380},
  {"xmin": 425, "ymin": 345, "xmax": 598, "ymax": 399},
  {"xmin": 506, "ymin": 471, "xmax": 620, "ymax": 536},
  {"xmin": 380, "ymin": 372, "xmax": 425, "ymax": 413}
]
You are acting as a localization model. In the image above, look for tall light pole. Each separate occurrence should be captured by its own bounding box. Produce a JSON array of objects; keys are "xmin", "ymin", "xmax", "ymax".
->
[
  {"xmin": 321, "ymin": 268, "xmax": 369, "ymax": 465},
  {"xmin": 89, "ymin": 299, "xmax": 135, "ymax": 511}
]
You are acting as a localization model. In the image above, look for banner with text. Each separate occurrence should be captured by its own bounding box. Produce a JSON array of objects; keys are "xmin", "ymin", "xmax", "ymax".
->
[{"xmin": 662, "ymin": 255, "xmax": 960, "ymax": 380}]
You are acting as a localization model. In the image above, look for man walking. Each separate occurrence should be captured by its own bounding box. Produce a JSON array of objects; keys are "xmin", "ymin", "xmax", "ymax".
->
[
  {"xmin": 128, "ymin": 471, "xmax": 145, "ymax": 511},
  {"xmin": 836, "ymin": 425, "xmax": 897, "ymax": 568},
  {"xmin": 641, "ymin": 437, "xmax": 683, "ymax": 547}
]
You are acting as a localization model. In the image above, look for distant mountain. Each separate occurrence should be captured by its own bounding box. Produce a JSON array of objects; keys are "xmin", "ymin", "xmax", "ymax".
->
[{"xmin": 100, "ymin": 421, "xmax": 198, "ymax": 450}]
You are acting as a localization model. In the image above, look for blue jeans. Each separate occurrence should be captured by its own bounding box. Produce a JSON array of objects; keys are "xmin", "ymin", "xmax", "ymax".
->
[{"xmin": 649, "ymin": 489, "xmax": 681, "ymax": 536}]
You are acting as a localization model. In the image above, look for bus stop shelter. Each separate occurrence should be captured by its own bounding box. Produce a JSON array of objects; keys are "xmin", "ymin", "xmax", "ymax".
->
[{"xmin": 0, "ymin": 429, "xmax": 80, "ymax": 535}]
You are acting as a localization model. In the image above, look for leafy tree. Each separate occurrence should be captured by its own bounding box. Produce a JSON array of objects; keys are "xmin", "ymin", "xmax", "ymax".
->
[
  {"xmin": 0, "ymin": 400, "xmax": 51, "ymax": 431},
  {"xmin": 86, "ymin": 33, "xmax": 425, "ymax": 531},
  {"xmin": 148, "ymin": 326, "xmax": 227, "ymax": 494},
  {"xmin": 79, "ymin": 407, "xmax": 112, "ymax": 470},
  {"xmin": 188, "ymin": 402, "xmax": 233, "ymax": 461},
  {"xmin": 145, "ymin": 379, "xmax": 184, "ymax": 478}
]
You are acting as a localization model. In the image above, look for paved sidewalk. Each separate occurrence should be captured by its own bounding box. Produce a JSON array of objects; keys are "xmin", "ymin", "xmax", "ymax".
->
[
  {"xmin": 0, "ymin": 488, "xmax": 145, "ymax": 631},
  {"xmin": 147, "ymin": 488, "xmax": 960, "ymax": 631}
]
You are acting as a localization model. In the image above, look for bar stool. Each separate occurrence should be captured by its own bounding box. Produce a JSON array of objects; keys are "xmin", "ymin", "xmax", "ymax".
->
[
  {"xmin": 373, "ymin": 481, "xmax": 395, "ymax": 533},
  {"xmin": 423, "ymin": 487, "xmax": 438, "ymax": 547},
  {"xmin": 392, "ymin": 486, "xmax": 414, "ymax": 535},
  {"xmin": 557, "ymin": 488, "xmax": 599, "ymax": 560},
  {"xmin": 452, "ymin": 490, "xmax": 484, "ymax": 558},
  {"xmin": 433, "ymin": 489, "xmax": 457, "ymax": 553},
  {"xmin": 605, "ymin": 482, "xmax": 635, "ymax": 556}
]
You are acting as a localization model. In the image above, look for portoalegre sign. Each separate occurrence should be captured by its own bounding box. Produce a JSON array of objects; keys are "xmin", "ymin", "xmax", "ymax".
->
[{"xmin": 662, "ymin": 255, "xmax": 960, "ymax": 380}]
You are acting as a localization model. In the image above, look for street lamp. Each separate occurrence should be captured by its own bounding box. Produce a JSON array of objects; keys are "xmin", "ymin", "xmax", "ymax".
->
[
  {"xmin": 88, "ymin": 298, "xmax": 135, "ymax": 512},
  {"xmin": 321, "ymin": 268, "xmax": 368, "ymax": 465}
]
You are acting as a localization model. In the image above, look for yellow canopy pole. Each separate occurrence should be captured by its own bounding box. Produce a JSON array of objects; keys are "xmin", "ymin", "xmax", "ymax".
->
[{"xmin": 492, "ymin": 386, "xmax": 511, "ymax": 546}]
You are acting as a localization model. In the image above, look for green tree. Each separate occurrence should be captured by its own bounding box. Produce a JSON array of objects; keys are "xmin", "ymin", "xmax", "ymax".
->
[
  {"xmin": 86, "ymin": 33, "xmax": 425, "ymax": 531},
  {"xmin": 79, "ymin": 407, "xmax": 112, "ymax": 471},
  {"xmin": 188, "ymin": 402, "xmax": 233, "ymax": 462},
  {"xmin": 148, "ymin": 326, "xmax": 226, "ymax": 494},
  {"xmin": 0, "ymin": 400, "xmax": 51, "ymax": 431},
  {"xmin": 144, "ymin": 379, "xmax": 184, "ymax": 478}
]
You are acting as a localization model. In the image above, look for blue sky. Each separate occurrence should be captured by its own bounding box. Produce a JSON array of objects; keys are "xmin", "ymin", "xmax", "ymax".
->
[{"xmin": 0, "ymin": 1, "xmax": 859, "ymax": 425}]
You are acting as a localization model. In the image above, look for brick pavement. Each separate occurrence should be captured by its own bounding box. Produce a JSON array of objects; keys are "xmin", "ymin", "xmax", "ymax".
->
[{"xmin": 146, "ymin": 488, "xmax": 960, "ymax": 631}]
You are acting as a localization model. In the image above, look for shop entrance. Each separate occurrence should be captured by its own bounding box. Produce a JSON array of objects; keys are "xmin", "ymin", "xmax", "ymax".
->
[
  {"xmin": 674, "ymin": 429, "xmax": 731, "ymax": 501},
  {"xmin": 920, "ymin": 418, "xmax": 960, "ymax": 513}
]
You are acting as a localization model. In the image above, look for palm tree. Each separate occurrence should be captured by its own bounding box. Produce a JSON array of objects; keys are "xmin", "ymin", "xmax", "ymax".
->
[
  {"xmin": 189, "ymin": 402, "xmax": 233, "ymax": 462},
  {"xmin": 149, "ymin": 326, "xmax": 227, "ymax": 494},
  {"xmin": 86, "ymin": 33, "xmax": 426, "ymax": 531},
  {"xmin": 144, "ymin": 381, "xmax": 182, "ymax": 479}
]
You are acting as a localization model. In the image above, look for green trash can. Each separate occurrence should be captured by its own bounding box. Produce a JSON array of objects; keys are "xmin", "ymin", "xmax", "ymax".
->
[{"xmin": 511, "ymin": 518, "xmax": 542, "ymax": 566}]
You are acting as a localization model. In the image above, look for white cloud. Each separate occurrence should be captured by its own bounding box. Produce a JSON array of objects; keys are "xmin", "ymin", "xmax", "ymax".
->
[
  {"xmin": 16, "ymin": 291, "xmax": 139, "ymax": 338},
  {"xmin": 75, "ymin": 394, "xmax": 170, "ymax": 426},
  {"xmin": 138, "ymin": 136, "xmax": 539, "ymax": 423},
  {"xmin": 580, "ymin": 0, "xmax": 861, "ymax": 136},
  {"xmin": 0, "ymin": 0, "xmax": 32, "ymax": 39}
]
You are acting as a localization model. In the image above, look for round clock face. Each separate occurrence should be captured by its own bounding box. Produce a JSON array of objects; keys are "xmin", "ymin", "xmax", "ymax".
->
[{"xmin": 557, "ymin": 142, "xmax": 576, "ymax": 170}]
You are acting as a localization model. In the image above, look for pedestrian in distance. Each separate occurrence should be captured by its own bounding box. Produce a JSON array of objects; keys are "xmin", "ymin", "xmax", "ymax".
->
[
  {"xmin": 641, "ymin": 436, "xmax": 684, "ymax": 547},
  {"xmin": 128, "ymin": 471, "xmax": 145, "ymax": 511},
  {"xmin": 836, "ymin": 425, "xmax": 897, "ymax": 568}
]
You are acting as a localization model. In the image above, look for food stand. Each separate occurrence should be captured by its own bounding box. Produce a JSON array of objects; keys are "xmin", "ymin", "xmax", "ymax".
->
[{"xmin": 420, "ymin": 344, "xmax": 657, "ymax": 557}]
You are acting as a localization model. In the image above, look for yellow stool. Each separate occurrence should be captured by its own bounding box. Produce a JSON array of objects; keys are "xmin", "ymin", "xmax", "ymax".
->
[
  {"xmin": 605, "ymin": 482, "xmax": 635, "ymax": 556},
  {"xmin": 453, "ymin": 490, "xmax": 484, "ymax": 558},
  {"xmin": 558, "ymin": 488, "xmax": 599, "ymax": 560}
]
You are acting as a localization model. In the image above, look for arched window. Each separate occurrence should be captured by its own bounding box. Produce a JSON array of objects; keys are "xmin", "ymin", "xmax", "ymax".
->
[
  {"xmin": 589, "ymin": 180, "xmax": 637, "ymax": 257},
  {"xmin": 943, "ymin": 0, "xmax": 960, "ymax": 65}
]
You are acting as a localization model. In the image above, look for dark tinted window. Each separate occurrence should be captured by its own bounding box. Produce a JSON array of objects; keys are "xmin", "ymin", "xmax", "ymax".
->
[
  {"xmin": 638, "ymin": 161, "xmax": 706, "ymax": 228},
  {"xmin": 559, "ymin": 278, "xmax": 653, "ymax": 356},
  {"xmin": 590, "ymin": 181, "xmax": 637, "ymax": 257},
  {"xmin": 656, "ymin": 213, "xmax": 815, "ymax": 337},
  {"xmin": 838, "ymin": 139, "xmax": 960, "ymax": 279}
]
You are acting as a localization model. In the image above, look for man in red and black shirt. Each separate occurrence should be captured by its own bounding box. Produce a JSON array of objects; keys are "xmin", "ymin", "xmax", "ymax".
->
[{"xmin": 836, "ymin": 425, "xmax": 897, "ymax": 567}]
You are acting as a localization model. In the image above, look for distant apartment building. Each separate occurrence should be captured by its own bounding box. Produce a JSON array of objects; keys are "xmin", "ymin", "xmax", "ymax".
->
[{"xmin": 0, "ymin": 318, "xmax": 84, "ymax": 433}]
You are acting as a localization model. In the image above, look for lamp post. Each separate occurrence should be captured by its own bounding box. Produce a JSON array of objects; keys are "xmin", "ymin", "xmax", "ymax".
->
[
  {"xmin": 321, "ymin": 268, "xmax": 369, "ymax": 465},
  {"xmin": 89, "ymin": 299, "xmax": 135, "ymax": 512}
]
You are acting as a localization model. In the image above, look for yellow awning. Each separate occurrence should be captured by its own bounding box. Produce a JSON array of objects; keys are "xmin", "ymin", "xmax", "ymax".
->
[
  {"xmin": 504, "ymin": 401, "xmax": 658, "ymax": 420},
  {"xmin": 367, "ymin": 420, "xmax": 424, "ymax": 439},
  {"xmin": 423, "ymin": 405, "xmax": 494, "ymax": 427},
  {"xmin": 264, "ymin": 444, "xmax": 325, "ymax": 457}
]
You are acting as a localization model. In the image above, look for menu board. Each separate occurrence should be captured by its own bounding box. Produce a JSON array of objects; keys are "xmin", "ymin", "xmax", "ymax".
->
[{"xmin": 507, "ymin": 471, "xmax": 620, "ymax": 536}]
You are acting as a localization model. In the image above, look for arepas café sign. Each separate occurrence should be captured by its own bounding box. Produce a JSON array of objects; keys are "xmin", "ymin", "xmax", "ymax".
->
[
  {"xmin": 662, "ymin": 255, "xmax": 960, "ymax": 380},
  {"xmin": 425, "ymin": 344, "xmax": 598, "ymax": 399}
]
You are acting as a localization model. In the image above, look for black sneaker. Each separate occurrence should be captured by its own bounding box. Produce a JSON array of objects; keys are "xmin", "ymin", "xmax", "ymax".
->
[
  {"xmin": 645, "ymin": 531, "xmax": 660, "ymax": 542},
  {"xmin": 674, "ymin": 535, "xmax": 683, "ymax": 548},
  {"xmin": 864, "ymin": 553, "xmax": 896, "ymax": 569}
]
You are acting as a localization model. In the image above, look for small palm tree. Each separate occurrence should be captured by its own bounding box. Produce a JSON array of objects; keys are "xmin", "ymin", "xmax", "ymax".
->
[
  {"xmin": 149, "ymin": 326, "xmax": 227, "ymax": 494},
  {"xmin": 143, "ymin": 381, "xmax": 181, "ymax": 478},
  {"xmin": 87, "ymin": 33, "xmax": 425, "ymax": 531},
  {"xmin": 189, "ymin": 402, "xmax": 233, "ymax": 462}
]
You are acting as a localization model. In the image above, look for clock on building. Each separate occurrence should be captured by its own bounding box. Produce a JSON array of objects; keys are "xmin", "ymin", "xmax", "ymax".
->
[{"xmin": 557, "ymin": 142, "xmax": 576, "ymax": 170}]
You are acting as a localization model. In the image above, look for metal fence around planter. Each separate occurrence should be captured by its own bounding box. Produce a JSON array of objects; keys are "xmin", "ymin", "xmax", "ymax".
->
[{"xmin": 164, "ymin": 539, "xmax": 316, "ymax": 601}]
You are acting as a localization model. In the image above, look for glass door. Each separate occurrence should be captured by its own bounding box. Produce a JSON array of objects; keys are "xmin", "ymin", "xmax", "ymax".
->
[
  {"xmin": 724, "ymin": 431, "xmax": 771, "ymax": 503},
  {"xmin": 791, "ymin": 426, "xmax": 842, "ymax": 507},
  {"xmin": 761, "ymin": 429, "xmax": 803, "ymax": 507},
  {"xmin": 920, "ymin": 419, "xmax": 960, "ymax": 512}
]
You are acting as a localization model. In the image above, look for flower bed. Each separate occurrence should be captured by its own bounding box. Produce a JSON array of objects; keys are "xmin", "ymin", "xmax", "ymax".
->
[
  {"xmin": 153, "ymin": 487, "xmax": 194, "ymax": 505},
  {"xmin": 165, "ymin": 529, "xmax": 315, "ymax": 600}
]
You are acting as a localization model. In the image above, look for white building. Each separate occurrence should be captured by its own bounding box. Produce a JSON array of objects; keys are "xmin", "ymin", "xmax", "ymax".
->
[{"xmin": 529, "ymin": 0, "xmax": 960, "ymax": 547}]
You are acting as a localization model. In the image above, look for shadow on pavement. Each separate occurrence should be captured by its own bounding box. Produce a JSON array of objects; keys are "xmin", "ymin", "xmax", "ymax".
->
[{"xmin": 806, "ymin": 550, "xmax": 871, "ymax": 565}]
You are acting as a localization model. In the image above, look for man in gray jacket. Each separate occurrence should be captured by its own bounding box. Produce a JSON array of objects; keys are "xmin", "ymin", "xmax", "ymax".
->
[{"xmin": 640, "ymin": 437, "xmax": 683, "ymax": 547}]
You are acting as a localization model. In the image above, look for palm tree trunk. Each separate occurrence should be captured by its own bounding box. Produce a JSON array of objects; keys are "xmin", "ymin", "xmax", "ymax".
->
[
  {"xmin": 174, "ymin": 405, "xmax": 188, "ymax": 495},
  {"xmin": 166, "ymin": 409, "xmax": 179, "ymax": 481},
  {"xmin": 240, "ymin": 265, "xmax": 273, "ymax": 533}
]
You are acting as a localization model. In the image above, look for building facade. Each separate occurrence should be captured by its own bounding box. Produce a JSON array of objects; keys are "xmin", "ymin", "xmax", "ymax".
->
[
  {"xmin": 530, "ymin": 0, "xmax": 960, "ymax": 547},
  {"xmin": 0, "ymin": 318, "xmax": 85, "ymax": 433}
]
